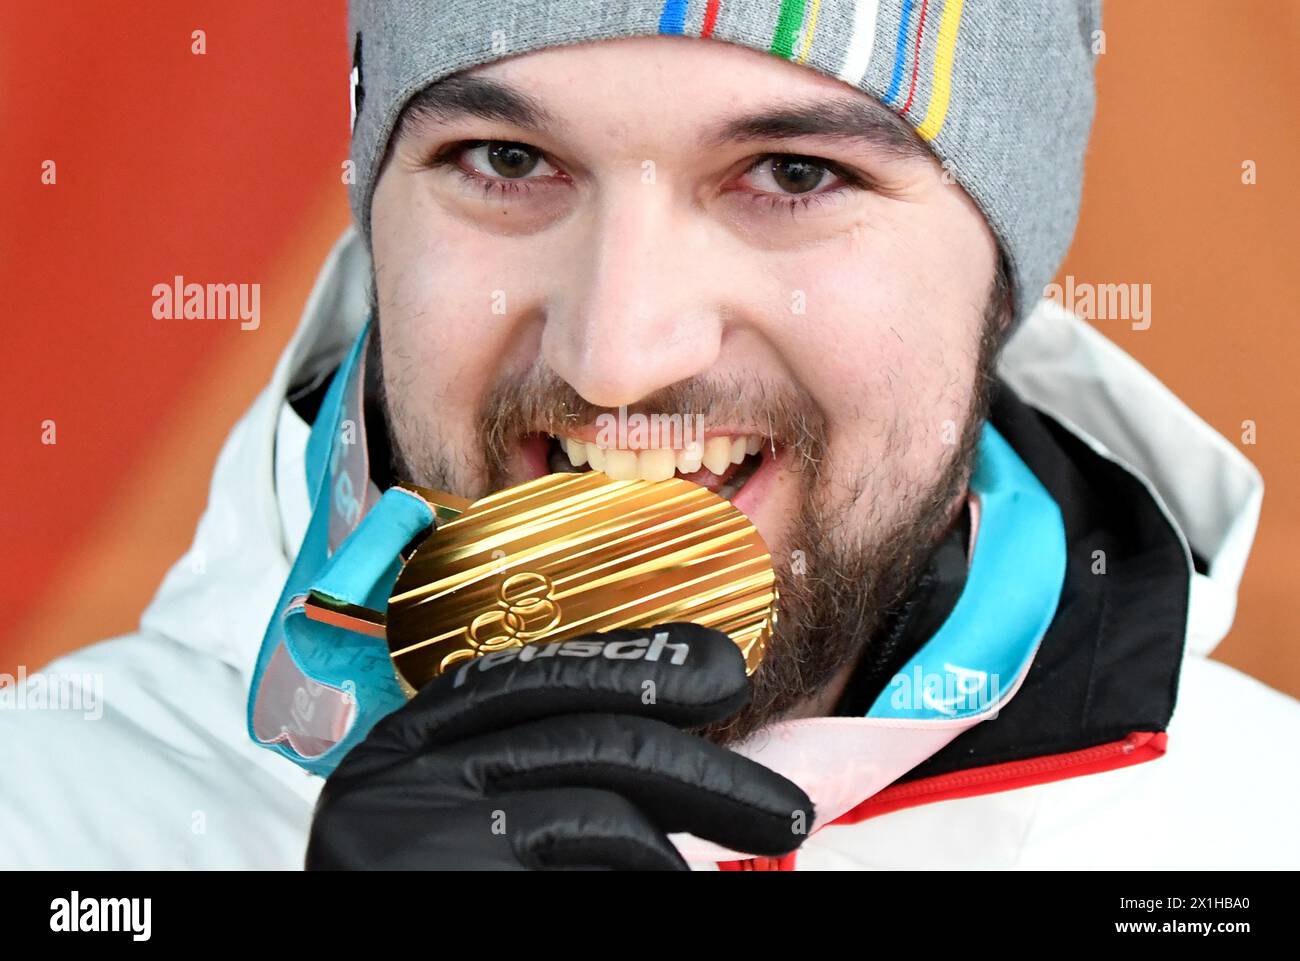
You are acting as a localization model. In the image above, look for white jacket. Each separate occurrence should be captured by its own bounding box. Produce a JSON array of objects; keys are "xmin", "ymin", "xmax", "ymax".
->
[{"xmin": 3, "ymin": 229, "xmax": 1297, "ymax": 870}]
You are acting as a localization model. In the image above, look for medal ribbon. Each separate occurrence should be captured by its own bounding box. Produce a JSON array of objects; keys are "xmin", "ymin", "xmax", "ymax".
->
[{"xmin": 247, "ymin": 320, "xmax": 432, "ymax": 777}]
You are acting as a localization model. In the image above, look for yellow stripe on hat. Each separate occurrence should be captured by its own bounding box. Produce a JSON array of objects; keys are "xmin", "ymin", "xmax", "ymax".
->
[
  {"xmin": 915, "ymin": 0, "xmax": 965, "ymax": 142},
  {"xmin": 795, "ymin": 0, "xmax": 822, "ymax": 63}
]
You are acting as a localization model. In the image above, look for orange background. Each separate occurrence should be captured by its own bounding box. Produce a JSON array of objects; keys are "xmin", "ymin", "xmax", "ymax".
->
[{"xmin": 2, "ymin": 2, "xmax": 1297, "ymax": 698}]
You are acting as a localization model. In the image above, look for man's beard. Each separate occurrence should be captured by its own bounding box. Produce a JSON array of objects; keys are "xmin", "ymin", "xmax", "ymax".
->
[{"xmin": 367, "ymin": 274, "xmax": 1007, "ymax": 748}]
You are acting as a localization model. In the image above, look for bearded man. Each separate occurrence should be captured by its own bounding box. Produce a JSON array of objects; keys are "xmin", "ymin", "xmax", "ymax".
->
[{"xmin": 4, "ymin": 1, "xmax": 1297, "ymax": 870}]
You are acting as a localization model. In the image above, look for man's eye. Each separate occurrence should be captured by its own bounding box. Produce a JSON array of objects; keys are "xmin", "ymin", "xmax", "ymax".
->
[
  {"xmin": 462, "ymin": 141, "xmax": 556, "ymax": 180},
  {"xmin": 750, "ymin": 156, "xmax": 836, "ymax": 194}
]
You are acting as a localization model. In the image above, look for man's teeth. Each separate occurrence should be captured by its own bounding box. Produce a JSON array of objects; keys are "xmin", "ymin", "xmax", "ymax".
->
[
  {"xmin": 678, "ymin": 441, "xmax": 703, "ymax": 474},
  {"xmin": 563, "ymin": 437, "xmax": 588, "ymax": 467},
  {"xmin": 554, "ymin": 434, "xmax": 766, "ymax": 481},
  {"xmin": 704, "ymin": 437, "xmax": 735, "ymax": 475},
  {"xmin": 636, "ymin": 449, "xmax": 677, "ymax": 482}
]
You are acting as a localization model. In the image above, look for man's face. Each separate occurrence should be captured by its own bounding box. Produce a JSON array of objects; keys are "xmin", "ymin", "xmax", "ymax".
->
[{"xmin": 369, "ymin": 36, "xmax": 1004, "ymax": 742}]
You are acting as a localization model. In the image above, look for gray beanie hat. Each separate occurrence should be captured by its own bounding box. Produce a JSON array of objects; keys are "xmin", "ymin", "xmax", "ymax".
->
[{"xmin": 347, "ymin": 0, "xmax": 1100, "ymax": 328}]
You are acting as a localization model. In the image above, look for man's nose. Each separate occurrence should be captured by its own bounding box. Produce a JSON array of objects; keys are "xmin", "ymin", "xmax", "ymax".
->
[{"xmin": 541, "ymin": 188, "xmax": 725, "ymax": 409}]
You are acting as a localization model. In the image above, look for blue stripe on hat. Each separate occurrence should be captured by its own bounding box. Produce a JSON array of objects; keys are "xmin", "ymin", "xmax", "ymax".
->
[{"xmin": 658, "ymin": 0, "xmax": 690, "ymax": 35}]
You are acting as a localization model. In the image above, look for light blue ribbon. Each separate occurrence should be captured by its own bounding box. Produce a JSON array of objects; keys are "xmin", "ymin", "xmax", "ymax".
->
[
  {"xmin": 247, "ymin": 321, "xmax": 431, "ymax": 777},
  {"xmin": 867, "ymin": 424, "xmax": 1067, "ymax": 719}
]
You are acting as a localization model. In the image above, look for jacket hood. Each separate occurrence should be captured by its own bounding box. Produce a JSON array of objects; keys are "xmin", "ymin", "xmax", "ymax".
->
[{"xmin": 139, "ymin": 225, "xmax": 1264, "ymax": 744}]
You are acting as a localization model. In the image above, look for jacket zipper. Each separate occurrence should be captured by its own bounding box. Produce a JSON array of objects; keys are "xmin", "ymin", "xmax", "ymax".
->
[
  {"xmin": 833, "ymin": 730, "xmax": 1167, "ymax": 823},
  {"xmin": 716, "ymin": 730, "xmax": 1167, "ymax": 871}
]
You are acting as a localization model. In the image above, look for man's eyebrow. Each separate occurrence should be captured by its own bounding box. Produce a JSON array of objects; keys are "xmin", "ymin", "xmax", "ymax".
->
[
  {"xmin": 394, "ymin": 77, "xmax": 930, "ymax": 164},
  {"xmin": 699, "ymin": 97, "xmax": 933, "ymax": 161},
  {"xmin": 393, "ymin": 75, "xmax": 565, "ymax": 141}
]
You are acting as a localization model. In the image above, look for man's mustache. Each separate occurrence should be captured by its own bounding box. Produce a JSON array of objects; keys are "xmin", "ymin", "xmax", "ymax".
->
[{"xmin": 477, "ymin": 364, "xmax": 829, "ymax": 475}]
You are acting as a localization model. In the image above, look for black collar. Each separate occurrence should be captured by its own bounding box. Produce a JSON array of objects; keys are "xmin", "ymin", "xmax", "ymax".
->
[{"xmin": 894, "ymin": 382, "xmax": 1190, "ymax": 781}]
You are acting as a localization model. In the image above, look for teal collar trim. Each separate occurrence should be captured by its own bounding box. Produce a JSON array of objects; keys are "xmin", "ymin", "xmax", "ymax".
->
[{"xmin": 866, "ymin": 423, "xmax": 1067, "ymax": 720}]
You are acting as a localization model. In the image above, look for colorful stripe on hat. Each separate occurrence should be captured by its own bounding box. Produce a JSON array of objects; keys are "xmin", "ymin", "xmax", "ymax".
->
[
  {"xmin": 657, "ymin": 0, "xmax": 689, "ymax": 34},
  {"xmin": 834, "ymin": 0, "xmax": 878, "ymax": 82},
  {"xmin": 769, "ymin": 0, "xmax": 808, "ymax": 59},
  {"xmin": 915, "ymin": 0, "xmax": 964, "ymax": 141},
  {"xmin": 884, "ymin": 0, "xmax": 915, "ymax": 104},
  {"xmin": 660, "ymin": 0, "xmax": 722, "ymax": 38},
  {"xmin": 899, "ymin": 0, "xmax": 929, "ymax": 113},
  {"xmin": 656, "ymin": 0, "xmax": 963, "ymax": 141},
  {"xmin": 702, "ymin": 0, "xmax": 722, "ymax": 38},
  {"xmin": 794, "ymin": 0, "xmax": 822, "ymax": 64}
]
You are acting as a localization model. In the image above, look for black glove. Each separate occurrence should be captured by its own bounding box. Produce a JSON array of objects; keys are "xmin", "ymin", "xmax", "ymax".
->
[{"xmin": 305, "ymin": 623, "xmax": 813, "ymax": 870}]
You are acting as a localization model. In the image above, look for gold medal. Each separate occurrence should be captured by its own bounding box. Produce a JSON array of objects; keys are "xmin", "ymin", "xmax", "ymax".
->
[{"xmin": 305, "ymin": 471, "xmax": 776, "ymax": 695}]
